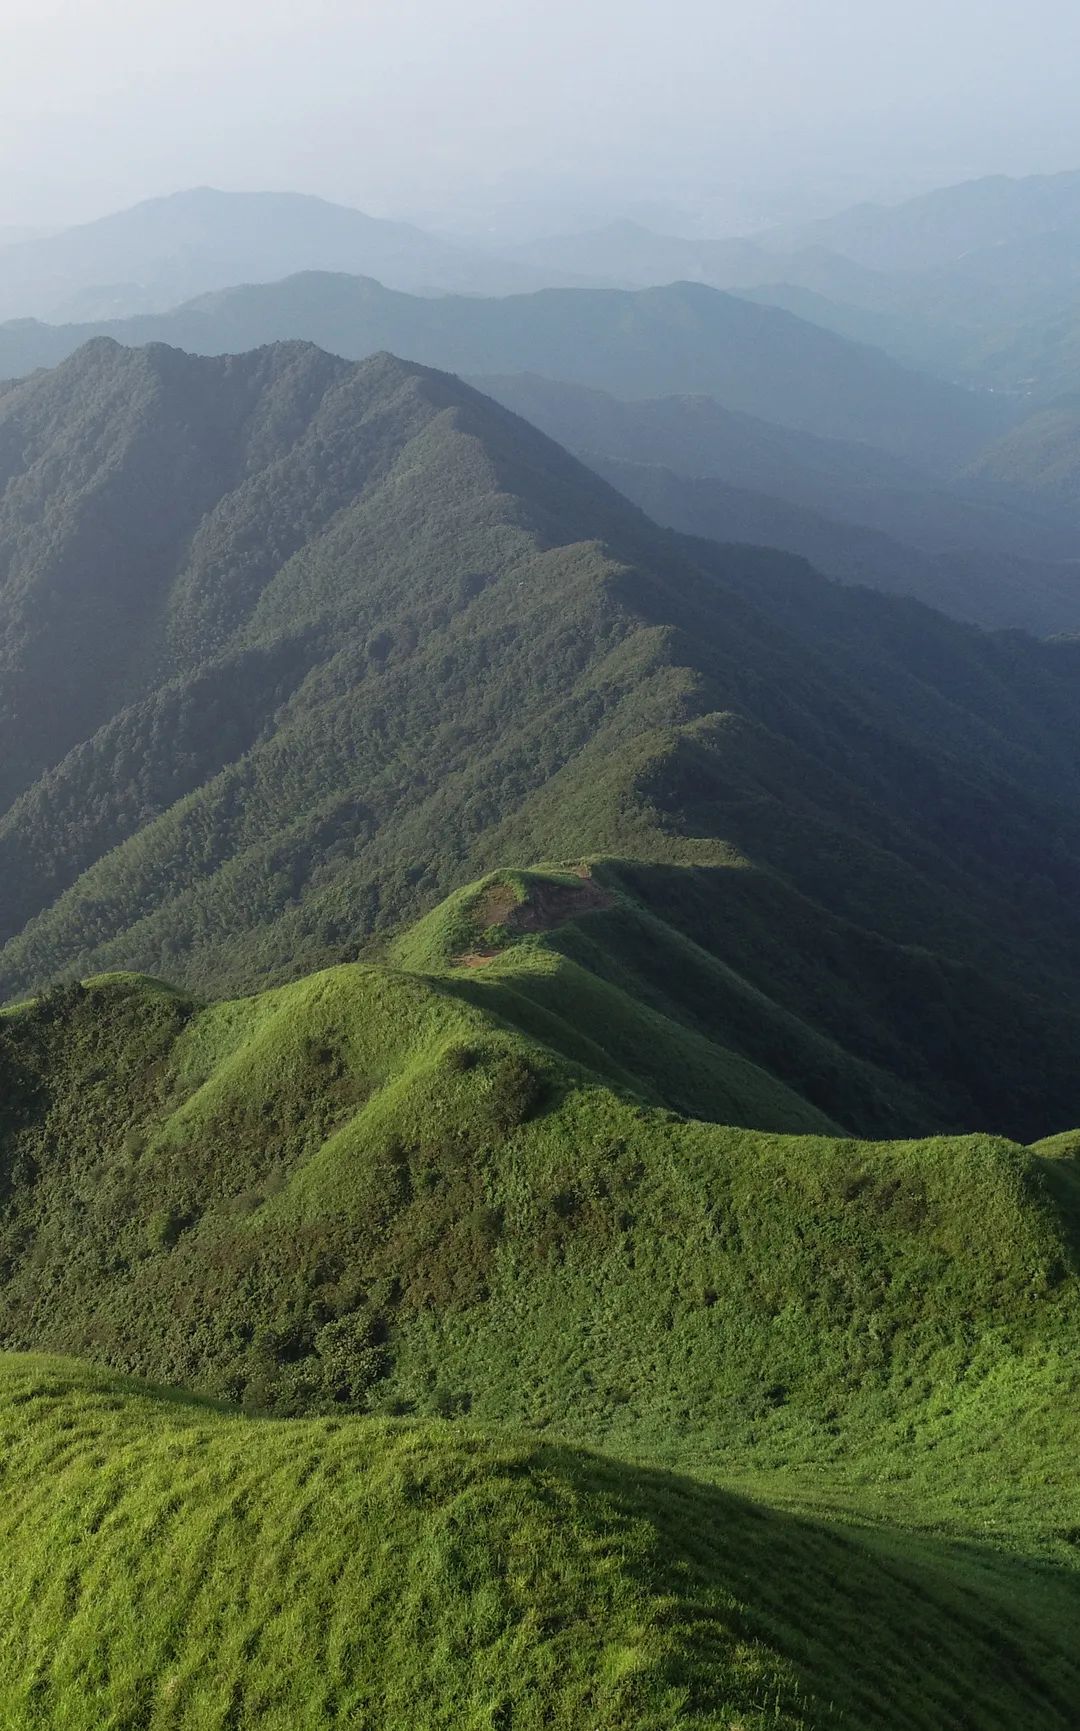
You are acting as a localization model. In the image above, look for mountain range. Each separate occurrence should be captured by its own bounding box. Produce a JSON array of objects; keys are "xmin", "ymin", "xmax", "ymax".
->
[
  {"xmin": 0, "ymin": 272, "xmax": 1008, "ymax": 469},
  {"xmin": 760, "ymin": 169, "xmax": 1080, "ymax": 270},
  {"xmin": 0, "ymin": 187, "xmax": 590, "ymax": 323},
  {"xmin": 10, "ymin": 173, "xmax": 1080, "ymax": 406},
  {"xmin": 475, "ymin": 371, "xmax": 1080, "ymax": 632},
  {"xmin": 506, "ymin": 171, "xmax": 1080, "ymax": 402},
  {"xmin": 3, "ymin": 178, "xmax": 1080, "ymax": 1724}
]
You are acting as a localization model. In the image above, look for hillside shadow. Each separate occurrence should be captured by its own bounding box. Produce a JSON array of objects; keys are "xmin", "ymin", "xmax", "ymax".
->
[{"xmin": 537, "ymin": 1443, "xmax": 1080, "ymax": 1731}]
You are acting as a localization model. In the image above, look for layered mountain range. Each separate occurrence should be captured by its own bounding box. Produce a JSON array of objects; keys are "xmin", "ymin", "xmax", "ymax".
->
[
  {"xmin": 0, "ymin": 273, "xmax": 1005, "ymax": 464},
  {"xmin": 2, "ymin": 177, "xmax": 1080, "ymax": 1724},
  {"xmin": 11, "ymin": 170, "xmax": 1080, "ymax": 404},
  {"xmin": 0, "ymin": 186, "xmax": 585, "ymax": 321}
]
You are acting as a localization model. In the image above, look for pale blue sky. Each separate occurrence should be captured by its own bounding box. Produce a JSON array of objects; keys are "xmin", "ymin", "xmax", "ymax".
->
[{"xmin": 3, "ymin": 0, "xmax": 1080, "ymax": 233}]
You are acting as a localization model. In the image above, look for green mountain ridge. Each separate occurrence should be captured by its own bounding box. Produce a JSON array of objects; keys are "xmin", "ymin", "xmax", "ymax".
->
[
  {"xmin": 5, "ymin": 862, "xmax": 1073, "ymax": 1436},
  {"xmin": 4, "ymin": 340, "xmax": 1080, "ymax": 1144}
]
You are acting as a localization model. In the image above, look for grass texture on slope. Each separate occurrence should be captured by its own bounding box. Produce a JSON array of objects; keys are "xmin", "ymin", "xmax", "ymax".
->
[{"xmin": 2, "ymin": 1354, "xmax": 1078, "ymax": 1731}]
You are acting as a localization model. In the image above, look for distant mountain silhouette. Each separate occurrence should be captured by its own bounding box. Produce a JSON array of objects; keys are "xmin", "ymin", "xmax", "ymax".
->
[
  {"xmin": 0, "ymin": 272, "xmax": 1008, "ymax": 466},
  {"xmin": 0, "ymin": 187, "xmax": 584, "ymax": 321},
  {"xmin": 760, "ymin": 169, "xmax": 1080, "ymax": 271}
]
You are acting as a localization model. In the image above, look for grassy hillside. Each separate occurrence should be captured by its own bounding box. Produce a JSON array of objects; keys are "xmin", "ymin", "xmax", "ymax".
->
[
  {"xmin": 1, "ymin": 873, "xmax": 1078, "ymax": 1725},
  {"xmin": 2, "ymin": 869, "xmax": 1079, "ymax": 1448},
  {"xmin": 0, "ymin": 275, "xmax": 1006, "ymax": 464},
  {"xmin": 1, "ymin": 1352, "xmax": 1077, "ymax": 1731},
  {"xmin": 2, "ymin": 330, "xmax": 1079, "ymax": 1720}
]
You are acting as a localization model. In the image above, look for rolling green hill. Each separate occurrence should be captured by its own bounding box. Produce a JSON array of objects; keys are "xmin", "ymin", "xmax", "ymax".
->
[
  {"xmin": 1, "ymin": 872, "xmax": 1078, "ymax": 1725},
  {"xmin": 2, "ymin": 869, "xmax": 1078, "ymax": 1427},
  {"xmin": 0, "ymin": 273, "xmax": 1007, "ymax": 465},
  {"xmin": 1, "ymin": 1351, "xmax": 1076, "ymax": 1731}
]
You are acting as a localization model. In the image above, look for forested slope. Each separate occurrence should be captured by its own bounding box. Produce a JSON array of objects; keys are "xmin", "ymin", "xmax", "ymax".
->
[{"xmin": 476, "ymin": 371, "xmax": 1080, "ymax": 632}]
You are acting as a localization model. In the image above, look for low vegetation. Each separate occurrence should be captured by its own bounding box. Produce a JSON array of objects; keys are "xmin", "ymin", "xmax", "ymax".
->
[{"xmin": 2, "ymin": 1351, "xmax": 1077, "ymax": 1730}]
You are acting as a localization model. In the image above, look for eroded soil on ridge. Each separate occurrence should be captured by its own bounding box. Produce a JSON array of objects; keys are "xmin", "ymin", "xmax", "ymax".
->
[{"xmin": 456, "ymin": 869, "xmax": 612, "ymax": 967}]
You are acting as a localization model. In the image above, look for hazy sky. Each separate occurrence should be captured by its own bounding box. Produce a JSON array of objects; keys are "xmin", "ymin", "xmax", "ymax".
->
[{"xmin": 3, "ymin": 0, "xmax": 1080, "ymax": 235}]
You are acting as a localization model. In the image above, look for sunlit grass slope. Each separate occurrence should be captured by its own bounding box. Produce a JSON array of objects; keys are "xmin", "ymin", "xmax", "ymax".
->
[
  {"xmin": 2, "ymin": 1354, "xmax": 1078, "ymax": 1731},
  {"xmin": 2, "ymin": 866, "xmax": 1080, "ymax": 1725}
]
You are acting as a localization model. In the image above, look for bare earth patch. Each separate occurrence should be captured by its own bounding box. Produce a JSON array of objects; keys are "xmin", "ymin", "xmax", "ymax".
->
[
  {"xmin": 472, "ymin": 882, "xmax": 524, "ymax": 929},
  {"xmin": 504, "ymin": 874, "xmax": 611, "ymax": 933},
  {"xmin": 454, "ymin": 869, "xmax": 612, "ymax": 967}
]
